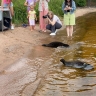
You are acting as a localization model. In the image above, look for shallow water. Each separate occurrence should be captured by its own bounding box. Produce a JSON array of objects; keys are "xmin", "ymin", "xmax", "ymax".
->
[{"xmin": 33, "ymin": 12, "xmax": 96, "ymax": 96}]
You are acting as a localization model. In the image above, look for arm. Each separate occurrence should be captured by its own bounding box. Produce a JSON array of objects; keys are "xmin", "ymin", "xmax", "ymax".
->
[
  {"xmin": 34, "ymin": 2, "xmax": 36, "ymax": 6},
  {"xmin": 66, "ymin": 1, "xmax": 76, "ymax": 11},
  {"xmin": 46, "ymin": 0, "xmax": 50, "ymax": 2},
  {"xmin": 27, "ymin": 11, "xmax": 30, "ymax": 18},
  {"xmin": 1, "ymin": 0, "xmax": 3, "ymax": 8},
  {"xmin": 47, "ymin": 18, "xmax": 56, "ymax": 26},
  {"xmin": 71, "ymin": 1, "xmax": 76, "ymax": 12},
  {"xmin": 34, "ymin": 12, "xmax": 37, "ymax": 20},
  {"xmin": 24, "ymin": 1, "xmax": 29, "ymax": 7},
  {"xmin": 62, "ymin": 2, "xmax": 67, "ymax": 12},
  {"xmin": 35, "ymin": 14, "xmax": 37, "ymax": 21}
]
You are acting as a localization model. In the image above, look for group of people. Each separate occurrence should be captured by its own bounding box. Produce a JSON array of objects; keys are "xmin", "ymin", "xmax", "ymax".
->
[
  {"xmin": 1, "ymin": 0, "xmax": 76, "ymax": 37},
  {"xmin": 24, "ymin": 0, "xmax": 76, "ymax": 37}
]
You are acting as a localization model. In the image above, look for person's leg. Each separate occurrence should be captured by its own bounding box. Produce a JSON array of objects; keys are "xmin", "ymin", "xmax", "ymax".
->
[
  {"xmin": 69, "ymin": 25, "xmax": 73, "ymax": 36},
  {"xmin": 64, "ymin": 13, "xmax": 70, "ymax": 37},
  {"xmin": 39, "ymin": 11, "xmax": 44, "ymax": 31},
  {"xmin": 55, "ymin": 22, "xmax": 62, "ymax": 29},
  {"xmin": 9, "ymin": 2, "xmax": 14, "ymax": 17},
  {"xmin": 43, "ymin": 9, "xmax": 48, "ymax": 32},
  {"xmin": 30, "ymin": 25, "xmax": 33, "ymax": 31},
  {"xmin": 32, "ymin": 20, "xmax": 35, "ymax": 30},
  {"xmin": 48, "ymin": 23, "xmax": 57, "ymax": 35},
  {"xmin": 46, "ymin": 24, "xmax": 51, "ymax": 31},
  {"xmin": 66, "ymin": 25, "xmax": 70, "ymax": 37},
  {"xmin": 29, "ymin": 19, "xmax": 33, "ymax": 31},
  {"xmin": 9, "ymin": 2, "xmax": 14, "ymax": 29},
  {"xmin": 50, "ymin": 22, "xmax": 62, "ymax": 33},
  {"xmin": 69, "ymin": 13, "xmax": 75, "ymax": 36}
]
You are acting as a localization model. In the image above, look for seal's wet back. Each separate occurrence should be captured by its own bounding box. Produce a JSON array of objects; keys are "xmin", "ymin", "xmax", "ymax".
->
[
  {"xmin": 60, "ymin": 59, "xmax": 94, "ymax": 70},
  {"xmin": 42, "ymin": 41, "xmax": 69, "ymax": 48}
]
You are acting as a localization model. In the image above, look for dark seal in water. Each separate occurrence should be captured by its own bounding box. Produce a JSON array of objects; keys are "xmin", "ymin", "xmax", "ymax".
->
[
  {"xmin": 42, "ymin": 41, "xmax": 69, "ymax": 48},
  {"xmin": 60, "ymin": 59, "xmax": 94, "ymax": 70}
]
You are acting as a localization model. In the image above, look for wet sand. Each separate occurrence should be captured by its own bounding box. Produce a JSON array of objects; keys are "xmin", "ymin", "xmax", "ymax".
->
[{"xmin": 0, "ymin": 8, "xmax": 96, "ymax": 96}]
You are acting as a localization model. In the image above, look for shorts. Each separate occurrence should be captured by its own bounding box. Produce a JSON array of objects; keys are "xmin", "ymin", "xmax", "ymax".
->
[
  {"xmin": 64, "ymin": 12, "xmax": 75, "ymax": 25},
  {"xmin": 29, "ymin": 19, "xmax": 35, "ymax": 26},
  {"xmin": 3, "ymin": 2, "xmax": 13, "ymax": 7}
]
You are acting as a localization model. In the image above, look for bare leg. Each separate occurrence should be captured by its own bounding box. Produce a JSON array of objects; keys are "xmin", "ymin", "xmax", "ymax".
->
[
  {"xmin": 9, "ymin": 3, "xmax": 14, "ymax": 29},
  {"xmin": 32, "ymin": 26, "xmax": 35, "ymax": 30},
  {"xmin": 30, "ymin": 26, "xmax": 33, "ymax": 31},
  {"xmin": 69, "ymin": 25, "xmax": 73, "ymax": 36},
  {"xmin": 66, "ymin": 25, "xmax": 70, "ymax": 37},
  {"xmin": 10, "ymin": 5, "xmax": 14, "ymax": 17}
]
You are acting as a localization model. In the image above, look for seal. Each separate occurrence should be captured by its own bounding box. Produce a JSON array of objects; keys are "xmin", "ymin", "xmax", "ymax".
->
[
  {"xmin": 60, "ymin": 59, "xmax": 94, "ymax": 70},
  {"xmin": 42, "ymin": 41, "xmax": 69, "ymax": 48}
]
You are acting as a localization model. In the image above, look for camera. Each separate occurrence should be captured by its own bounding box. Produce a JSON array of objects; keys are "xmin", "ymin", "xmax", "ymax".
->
[{"xmin": 42, "ymin": 15, "xmax": 49, "ymax": 19}]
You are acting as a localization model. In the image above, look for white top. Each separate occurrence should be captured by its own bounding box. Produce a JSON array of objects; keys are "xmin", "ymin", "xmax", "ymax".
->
[
  {"xmin": 38, "ymin": 0, "xmax": 50, "ymax": 11},
  {"xmin": 53, "ymin": 15, "xmax": 62, "ymax": 25}
]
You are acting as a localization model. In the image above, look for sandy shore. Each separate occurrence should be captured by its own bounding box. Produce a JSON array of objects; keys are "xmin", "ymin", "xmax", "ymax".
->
[{"xmin": 0, "ymin": 7, "xmax": 96, "ymax": 71}]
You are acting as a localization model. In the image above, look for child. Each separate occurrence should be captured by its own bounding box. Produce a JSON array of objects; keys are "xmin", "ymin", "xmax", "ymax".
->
[{"xmin": 27, "ymin": 5, "xmax": 36, "ymax": 31}]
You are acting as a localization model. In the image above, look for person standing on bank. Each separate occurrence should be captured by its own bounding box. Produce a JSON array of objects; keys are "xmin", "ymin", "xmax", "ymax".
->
[
  {"xmin": 46, "ymin": 11, "xmax": 62, "ymax": 35},
  {"xmin": 38, "ymin": 0, "xmax": 50, "ymax": 32},
  {"xmin": 62, "ymin": 0, "xmax": 76, "ymax": 37},
  {"xmin": 1, "ymin": 0, "xmax": 14, "ymax": 29},
  {"xmin": 27, "ymin": 5, "xmax": 36, "ymax": 31}
]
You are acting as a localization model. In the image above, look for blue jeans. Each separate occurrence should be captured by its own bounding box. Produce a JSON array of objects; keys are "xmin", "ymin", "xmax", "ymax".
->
[{"xmin": 46, "ymin": 22, "xmax": 62, "ymax": 33}]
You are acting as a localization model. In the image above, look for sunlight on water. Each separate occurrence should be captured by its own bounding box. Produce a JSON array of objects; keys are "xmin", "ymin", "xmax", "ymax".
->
[{"xmin": 34, "ymin": 12, "xmax": 96, "ymax": 96}]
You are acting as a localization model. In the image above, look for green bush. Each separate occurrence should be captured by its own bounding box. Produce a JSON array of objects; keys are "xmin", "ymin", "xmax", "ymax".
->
[{"xmin": 74, "ymin": 0, "xmax": 86, "ymax": 7}]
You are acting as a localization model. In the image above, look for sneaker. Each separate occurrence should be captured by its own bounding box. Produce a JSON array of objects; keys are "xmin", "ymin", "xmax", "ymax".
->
[
  {"xmin": 11, "ymin": 25, "xmax": 14, "ymax": 29},
  {"xmin": 50, "ymin": 33, "xmax": 56, "ymax": 35}
]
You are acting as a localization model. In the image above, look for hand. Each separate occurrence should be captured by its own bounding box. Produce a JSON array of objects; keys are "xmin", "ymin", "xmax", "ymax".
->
[
  {"xmin": 27, "ymin": 16, "xmax": 29, "ymax": 19},
  {"xmin": 64, "ymin": 7, "xmax": 68, "ymax": 10},
  {"xmin": 67, "ymin": 7, "xmax": 72, "ymax": 10}
]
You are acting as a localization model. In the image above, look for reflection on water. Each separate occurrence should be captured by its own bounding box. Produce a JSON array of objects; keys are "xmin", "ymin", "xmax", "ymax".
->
[{"xmin": 34, "ymin": 12, "xmax": 96, "ymax": 96}]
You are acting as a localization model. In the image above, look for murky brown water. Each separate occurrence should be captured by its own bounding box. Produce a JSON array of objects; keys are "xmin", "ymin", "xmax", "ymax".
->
[
  {"xmin": 0, "ymin": 12, "xmax": 96, "ymax": 96},
  {"xmin": 33, "ymin": 12, "xmax": 96, "ymax": 96}
]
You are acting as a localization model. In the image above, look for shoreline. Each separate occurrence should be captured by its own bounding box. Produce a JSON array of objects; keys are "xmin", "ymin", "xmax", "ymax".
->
[
  {"xmin": 0, "ymin": 7, "xmax": 96, "ymax": 96},
  {"xmin": 0, "ymin": 7, "xmax": 96, "ymax": 71}
]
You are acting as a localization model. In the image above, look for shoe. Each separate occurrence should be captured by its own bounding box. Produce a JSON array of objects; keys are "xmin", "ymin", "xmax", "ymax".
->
[
  {"xmin": 11, "ymin": 25, "xmax": 14, "ymax": 29},
  {"xmin": 50, "ymin": 33, "xmax": 56, "ymax": 35}
]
